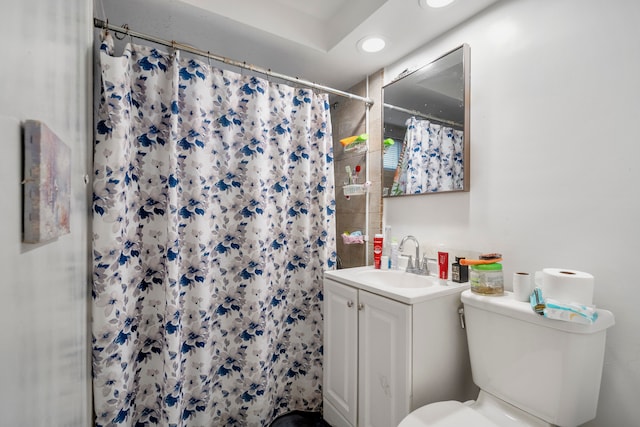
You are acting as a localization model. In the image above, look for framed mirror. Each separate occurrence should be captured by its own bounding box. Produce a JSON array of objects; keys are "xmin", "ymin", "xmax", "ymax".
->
[{"xmin": 382, "ymin": 44, "xmax": 470, "ymax": 197}]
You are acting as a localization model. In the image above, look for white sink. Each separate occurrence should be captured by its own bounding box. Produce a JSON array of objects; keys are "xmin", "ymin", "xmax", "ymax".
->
[
  {"xmin": 354, "ymin": 269, "xmax": 437, "ymax": 288},
  {"xmin": 324, "ymin": 266, "xmax": 469, "ymax": 304}
]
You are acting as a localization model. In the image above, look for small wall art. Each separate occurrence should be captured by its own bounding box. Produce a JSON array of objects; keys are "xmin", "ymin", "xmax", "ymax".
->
[{"xmin": 23, "ymin": 120, "xmax": 71, "ymax": 243}]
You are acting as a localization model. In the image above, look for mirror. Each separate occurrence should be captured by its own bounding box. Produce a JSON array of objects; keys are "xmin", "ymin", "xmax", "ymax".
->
[{"xmin": 382, "ymin": 44, "xmax": 470, "ymax": 196}]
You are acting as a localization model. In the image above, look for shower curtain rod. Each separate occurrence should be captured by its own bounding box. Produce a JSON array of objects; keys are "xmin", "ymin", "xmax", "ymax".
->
[
  {"xmin": 94, "ymin": 18, "xmax": 374, "ymax": 106},
  {"xmin": 383, "ymin": 102, "xmax": 462, "ymax": 128}
]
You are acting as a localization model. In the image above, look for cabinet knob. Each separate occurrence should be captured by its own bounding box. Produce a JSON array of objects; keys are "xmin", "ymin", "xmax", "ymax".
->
[
  {"xmin": 347, "ymin": 300, "xmax": 354, "ymax": 308},
  {"xmin": 358, "ymin": 303, "xmax": 364, "ymax": 311}
]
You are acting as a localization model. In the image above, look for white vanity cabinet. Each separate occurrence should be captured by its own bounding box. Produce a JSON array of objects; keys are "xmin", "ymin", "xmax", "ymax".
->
[
  {"xmin": 323, "ymin": 279, "xmax": 360, "ymax": 427},
  {"xmin": 323, "ymin": 279, "xmax": 411, "ymax": 427},
  {"xmin": 322, "ymin": 271, "xmax": 475, "ymax": 427}
]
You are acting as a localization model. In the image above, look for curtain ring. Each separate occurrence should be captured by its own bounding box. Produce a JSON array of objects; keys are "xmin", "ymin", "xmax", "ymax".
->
[
  {"xmin": 114, "ymin": 24, "xmax": 129, "ymax": 40},
  {"xmin": 207, "ymin": 51, "xmax": 211, "ymax": 67}
]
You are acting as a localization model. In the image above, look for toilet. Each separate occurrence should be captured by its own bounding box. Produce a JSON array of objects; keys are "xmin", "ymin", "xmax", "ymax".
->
[{"xmin": 399, "ymin": 289, "xmax": 615, "ymax": 427}]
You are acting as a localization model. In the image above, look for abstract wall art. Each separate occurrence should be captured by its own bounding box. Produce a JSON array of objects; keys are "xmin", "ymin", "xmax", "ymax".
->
[{"xmin": 22, "ymin": 120, "xmax": 71, "ymax": 243}]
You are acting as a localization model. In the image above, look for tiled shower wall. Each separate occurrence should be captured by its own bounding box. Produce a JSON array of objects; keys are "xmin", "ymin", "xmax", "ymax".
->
[{"xmin": 331, "ymin": 71, "xmax": 383, "ymax": 268}]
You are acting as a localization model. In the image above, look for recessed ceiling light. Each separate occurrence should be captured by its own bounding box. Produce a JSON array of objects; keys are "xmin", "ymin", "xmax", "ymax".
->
[
  {"xmin": 358, "ymin": 36, "xmax": 386, "ymax": 53},
  {"xmin": 419, "ymin": 0, "xmax": 455, "ymax": 8}
]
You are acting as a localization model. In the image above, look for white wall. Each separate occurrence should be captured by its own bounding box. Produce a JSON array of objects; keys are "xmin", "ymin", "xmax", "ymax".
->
[
  {"xmin": 0, "ymin": 1, "xmax": 92, "ymax": 425},
  {"xmin": 384, "ymin": 0, "xmax": 640, "ymax": 425}
]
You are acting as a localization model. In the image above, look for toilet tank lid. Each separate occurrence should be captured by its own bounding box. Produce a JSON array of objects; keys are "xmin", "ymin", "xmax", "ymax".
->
[{"xmin": 461, "ymin": 290, "xmax": 615, "ymax": 334}]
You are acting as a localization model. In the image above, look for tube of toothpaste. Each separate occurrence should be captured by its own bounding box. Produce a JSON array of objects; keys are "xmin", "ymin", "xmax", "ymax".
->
[{"xmin": 543, "ymin": 298, "xmax": 598, "ymax": 325}]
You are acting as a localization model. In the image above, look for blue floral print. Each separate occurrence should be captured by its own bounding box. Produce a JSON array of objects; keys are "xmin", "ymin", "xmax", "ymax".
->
[
  {"xmin": 391, "ymin": 117, "xmax": 464, "ymax": 194},
  {"xmin": 93, "ymin": 33, "xmax": 336, "ymax": 426}
]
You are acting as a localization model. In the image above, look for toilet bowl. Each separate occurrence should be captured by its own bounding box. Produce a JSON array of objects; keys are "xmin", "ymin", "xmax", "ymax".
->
[
  {"xmin": 399, "ymin": 290, "xmax": 615, "ymax": 427},
  {"xmin": 399, "ymin": 391, "xmax": 550, "ymax": 427}
]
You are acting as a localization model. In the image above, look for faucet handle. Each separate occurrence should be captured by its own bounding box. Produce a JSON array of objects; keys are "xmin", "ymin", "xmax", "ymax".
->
[
  {"xmin": 420, "ymin": 255, "xmax": 430, "ymax": 275},
  {"xmin": 405, "ymin": 255, "xmax": 414, "ymax": 271}
]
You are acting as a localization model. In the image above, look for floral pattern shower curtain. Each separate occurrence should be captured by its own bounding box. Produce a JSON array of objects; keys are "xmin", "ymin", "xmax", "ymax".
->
[
  {"xmin": 391, "ymin": 117, "xmax": 464, "ymax": 195},
  {"xmin": 92, "ymin": 33, "xmax": 336, "ymax": 426}
]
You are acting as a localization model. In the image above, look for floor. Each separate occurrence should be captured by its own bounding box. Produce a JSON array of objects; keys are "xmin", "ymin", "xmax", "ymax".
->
[{"xmin": 270, "ymin": 411, "xmax": 331, "ymax": 427}]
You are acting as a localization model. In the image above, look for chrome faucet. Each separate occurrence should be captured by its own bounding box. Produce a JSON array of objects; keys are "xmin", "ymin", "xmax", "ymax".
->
[{"xmin": 399, "ymin": 235, "xmax": 427, "ymax": 274}]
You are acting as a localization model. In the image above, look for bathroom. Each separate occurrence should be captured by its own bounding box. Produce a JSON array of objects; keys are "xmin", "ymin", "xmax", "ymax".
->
[{"xmin": 1, "ymin": 0, "xmax": 639, "ymax": 425}]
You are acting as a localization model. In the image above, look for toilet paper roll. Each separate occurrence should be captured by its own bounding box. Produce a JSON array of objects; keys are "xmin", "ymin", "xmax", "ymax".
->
[
  {"xmin": 512, "ymin": 272, "xmax": 532, "ymax": 302},
  {"xmin": 537, "ymin": 268, "xmax": 594, "ymax": 306}
]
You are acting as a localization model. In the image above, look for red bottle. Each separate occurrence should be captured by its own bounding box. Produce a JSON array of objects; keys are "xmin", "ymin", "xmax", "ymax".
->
[
  {"xmin": 373, "ymin": 234, "xmax": 384, "ymax": 269},
  {"xmin": 438, "ymin": 251, "xmax": 449, "ymax": 280}
]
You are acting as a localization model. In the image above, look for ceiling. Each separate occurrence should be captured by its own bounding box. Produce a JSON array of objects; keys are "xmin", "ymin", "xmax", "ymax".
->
[{"xmin": 99, "ymin": 0, "xmax": 501, "ymax": 91}]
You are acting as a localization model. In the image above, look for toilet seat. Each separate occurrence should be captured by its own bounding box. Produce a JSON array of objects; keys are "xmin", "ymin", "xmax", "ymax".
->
[
  {"xmin": 398, "ymin": 392, "xmax": 552, "ymax": 427},
  {"xmin": 397, "ymin": 401, "xmax": 498, "ymax": 427}
]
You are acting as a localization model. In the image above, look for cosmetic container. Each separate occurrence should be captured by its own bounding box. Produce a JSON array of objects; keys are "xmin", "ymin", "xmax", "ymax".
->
[
  {"xmin": 470, "ymin": 263, "xmax": 504, "ymax": 295},
  {"xmin": 438, "ymin": 251, "xmax": 449, "ymax": 280},
  {"xmin": 452, "ymin": 257, "xmax": 469, "ymax": 283},
  {"xmin": 373, "ymin": 234, "xmax": 384, "ymax": 269},
  {"xmin": 382, "ymin": 225, "xmax": 391, "ymax": 266},
  {"xmin": 390, "ymin": 240, "xmax": 399, "ymax": 270}
]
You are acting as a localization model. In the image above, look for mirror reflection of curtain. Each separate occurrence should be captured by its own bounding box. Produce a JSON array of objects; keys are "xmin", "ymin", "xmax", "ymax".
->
[{"xmin": 391, "ymin": 117, "xmax": 464, "ymax": 195}]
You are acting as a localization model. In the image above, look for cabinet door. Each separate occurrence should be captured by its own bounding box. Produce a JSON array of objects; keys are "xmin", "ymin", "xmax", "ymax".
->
[
  {"xmin": 358, "ymin": 290, "xmax": 412, "ymax": 427},
  {"xmin": 323, "ymin": 279, "xmax": 359, "ymax": 427}
]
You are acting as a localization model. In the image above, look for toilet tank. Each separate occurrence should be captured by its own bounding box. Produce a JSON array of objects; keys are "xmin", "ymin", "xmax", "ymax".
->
[{"xmin": 461, "ymin": 290, "xmax": 614, "ymax": 427}]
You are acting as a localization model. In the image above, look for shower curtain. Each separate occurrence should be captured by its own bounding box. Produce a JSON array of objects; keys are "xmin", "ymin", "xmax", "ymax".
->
[
  {"xmin": 391, "ymin": 117, "xmax": 464, "ymax": 195},
  {"xmin": 92, "ymin": 33, "xmax": 336, "ymax": 426}
]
